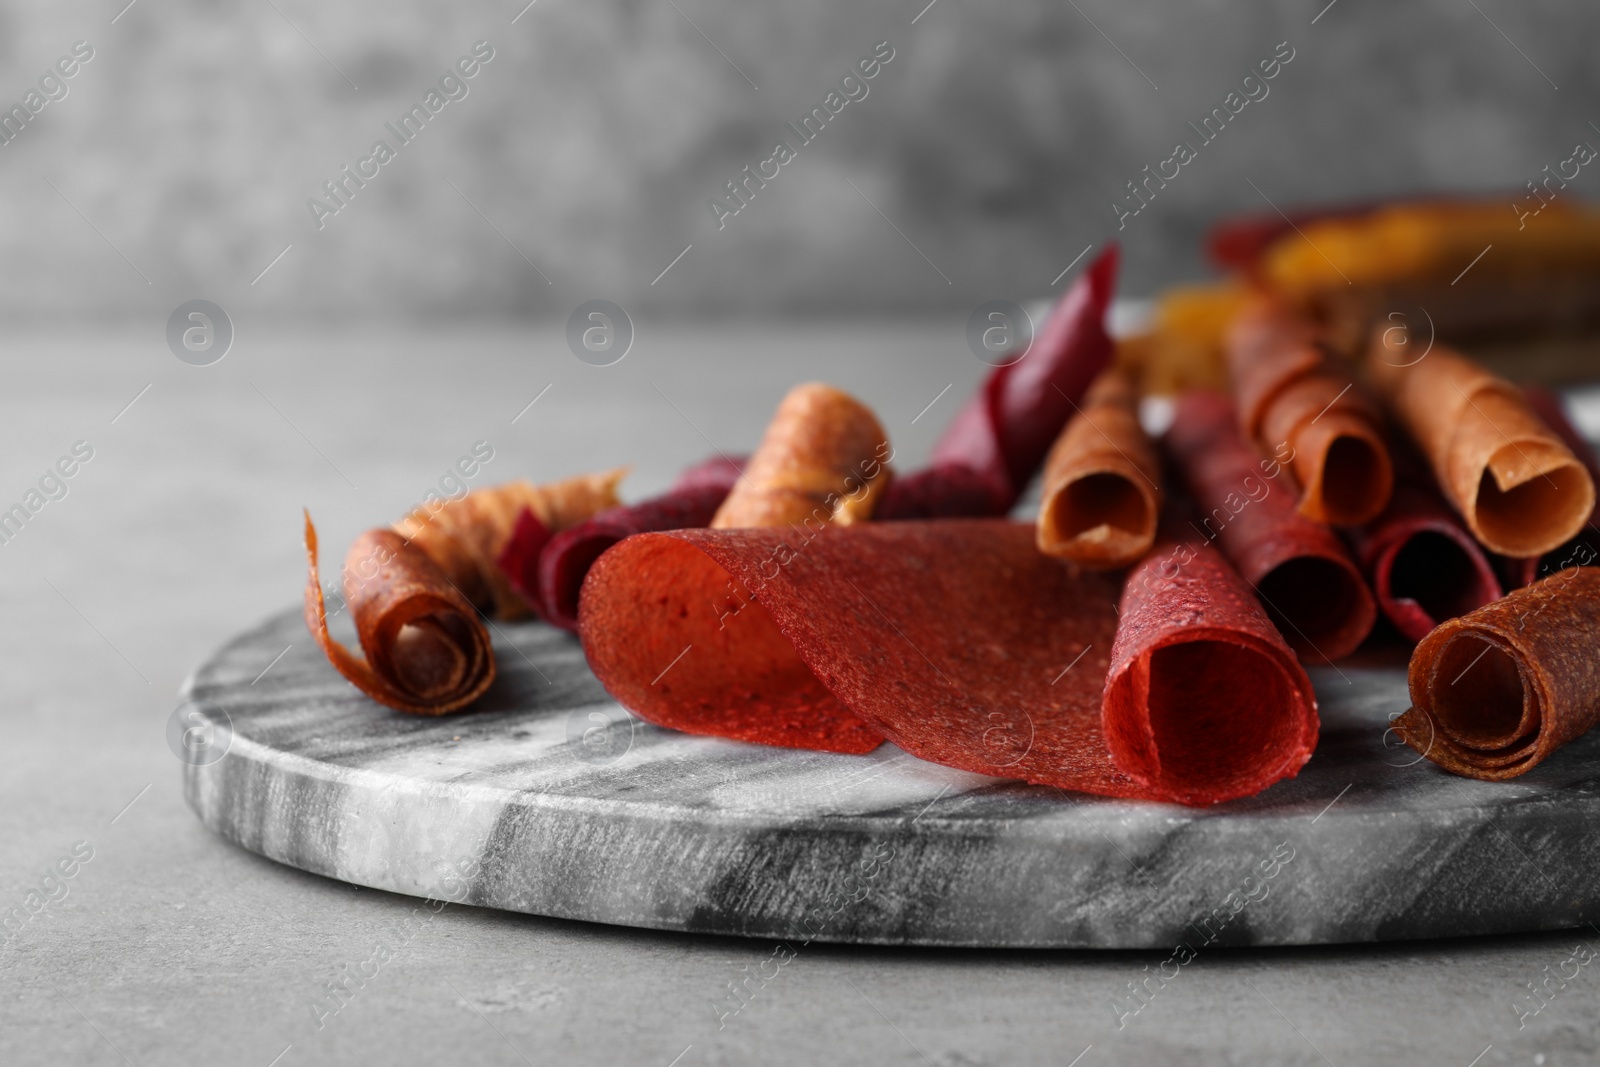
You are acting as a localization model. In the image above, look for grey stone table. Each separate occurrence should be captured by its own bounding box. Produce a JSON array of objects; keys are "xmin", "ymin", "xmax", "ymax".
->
[{"xmin": 6, "ymin": 326, "xmax": 1600, "ymax": 1067}]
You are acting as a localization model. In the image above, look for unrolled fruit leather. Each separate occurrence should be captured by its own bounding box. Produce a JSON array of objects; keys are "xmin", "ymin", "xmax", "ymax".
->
[{"xmin": 578, "ymin": 519, "xmax": 1317, "ymax": 805}]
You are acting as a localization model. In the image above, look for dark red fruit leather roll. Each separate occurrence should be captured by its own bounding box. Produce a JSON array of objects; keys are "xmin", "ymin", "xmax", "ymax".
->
[
  {"xmin": 1502, "ymin": 387, "xmax": 1600, "ymax": 589},
  {"xmin": 579, "ymin": 519, "xmax": 1317, "ymax": 805},
  {"xmin": 1167, "ymin": 390, "xmax": 1376, "ymax": 662},
  {"xmin": 873, "ymin": 464, "xmax": 999, "ymax": 520},
  {"xmin": 1348, "ymin": 457, "xmax": 1502, "ymax": 643},
  {"xmin": 879, "ymin": 246, "xmax": 1119, "ymax": 519}
]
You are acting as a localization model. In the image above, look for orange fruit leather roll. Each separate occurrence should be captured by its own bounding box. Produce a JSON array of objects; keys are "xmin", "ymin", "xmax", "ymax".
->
[
  {"xmin": 1255, "ymin": 201, "xmax": 1600, "ymax": 358},
  {"xmin": 1395, "ymin": 567, "xmax": 1600, "ymax": 780},
  {"xmin": 1227, "ymin": 298, "xmax": 1393, "ymax": 526},
  {"xmin": 303, "ymin": 471, "xmax": 623, "ymax": 714},
  {"xmin": 711, "ymin": 382, "xmax": 892, "ymax": 529},
  {"xmin": 1036, "ymin": 368, "xmax": 1161, "ymax": 568},
  {"xmin": 1260, "ymin": 200, "xmax": 1600, "ymax": 296},
  {"xmin": 1364, "ymin": 338, "xmax": 1595, "ymax": 558}
]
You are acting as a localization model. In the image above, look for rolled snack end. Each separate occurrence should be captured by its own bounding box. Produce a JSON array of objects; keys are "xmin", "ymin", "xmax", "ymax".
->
[
  {"xmin": 303, "ymin": 512, "xmax": 495, "ymax": 715},
  {"xmin": 1366, "ymin": 339, "xmax": 1594, "ymax": 557},
  {"xmin": 1103, "ymin": 527, "xmax": 1319, "ymax": 805},
  {"xmin": 1397, "ymin": 567, "xmax": 1600, "ymax": 779},
  {"xmin": 711, "ymin": 383, "xmax": 893, "ymax": 529},
  {"xmin": 1037, "ymin": 368, "xmax": 1162, "ymax": 568}
]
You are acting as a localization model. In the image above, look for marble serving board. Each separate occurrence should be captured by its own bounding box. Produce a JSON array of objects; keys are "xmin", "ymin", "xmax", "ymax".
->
[{"xmin": 179, "ymin": 607, "xmax": 1600, "ymax": 948}]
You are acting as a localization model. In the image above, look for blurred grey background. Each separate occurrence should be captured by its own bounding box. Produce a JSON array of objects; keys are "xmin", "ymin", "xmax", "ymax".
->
[{"xmin": 0, "ymin": 0, "xmax": 1596, "ymax": 318}]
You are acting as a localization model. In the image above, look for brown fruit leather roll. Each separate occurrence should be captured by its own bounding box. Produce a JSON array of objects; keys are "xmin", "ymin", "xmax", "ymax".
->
[
  {"xmin": 1365, "ymin": 340, "xmax": 1595, "ymax": 558},
  {"xmin": 1168, "ymin": 390, "xmax": 1376, "ymax": 662},
  {"xmin": 394, "ymin": 471, "xmax": 624, "ymax": 619},
  {"xmin": 1036, "ymin": 368, "xmax": 1162, "ymax": 568},
  {"xmin": 711, "ymin": 383, "xmax": 892, "ymax": 529},
  {"xmin": 1227, "ymin": 299, "xmax": 1393, "ymax": 526},
  {"xmin": 1394, "ymin": 567, "xmax": 1600, "ymax": 780},
  {"xmin": 302, "ymin": 472, "xmax": 622, "ymax": 714},
  {"xmin": 1502, "ymin": 386, "xmax": 1600, "ymax": 588},
  {"xmin": 303, "ymin": 517, "xmax": 495, "ymax": 715}
]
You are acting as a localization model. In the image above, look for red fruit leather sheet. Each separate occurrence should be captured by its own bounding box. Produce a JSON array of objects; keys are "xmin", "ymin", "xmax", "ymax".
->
[
  {"xmin": 880, "ymin": 247, "xmax": 1118, "ymax": 518},
  {"xmin": 579, "ymin": 519, "xmax": 1317, "ymax": 805}
]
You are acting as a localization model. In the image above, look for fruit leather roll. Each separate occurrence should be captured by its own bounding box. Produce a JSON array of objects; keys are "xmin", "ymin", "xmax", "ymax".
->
[
  {"xmin": 1347, "ymin": 448, "xmax": 1502, "ymax": 643},
  {"xmin": 1252, "ymin": 200, "xmax": 1600, "ymax": 359},
  {"xmin": 395, "ymin": 472, "xmax": 623, "ymax": 619},
  {"xmin": 304, "ymin": 518, "xmax": 495, "ymax": 715},
  {"xmin": 712, "ymin": 383, "xmax": 892, "ymax": 529},
  {"xmin": 1205, "ymin": 197, "xmax": 1406, "ymax": 273},
  {"xmin": 879, "ymin": 246, "xmax": 1118, "ymax": 518},
  {"xmin": 1036, "ymin": 368, "xmax": 1162, "ymax": 568},
  {"xmin": 1394, "ymin": 567, "xmax": 1600, "ymax": 780},
  {"xmin": 1167, "ymin": 390, "xmax": 1376, "ymax": 662},
  {"xmin": 517, "ymin": 455, "xmax": 745, "ymax": 633},
  {"xmin": 303, "ymin": 472, "xmax": 622, "ymax": 714},
  {"xmin": 1227, "ymin": 298, "xmax": 1393, "ymax": 525},
  {"xmin": 1501, "ymin": 386, "xmax": 1600, "ymax": 588},
  {"xmin": 578, "ymin": 518, "xmax": 1316, "ymax": 806},
  {"xmin": 1365, "ymin": 341, "xmax": 1595, "ymax": 558}
]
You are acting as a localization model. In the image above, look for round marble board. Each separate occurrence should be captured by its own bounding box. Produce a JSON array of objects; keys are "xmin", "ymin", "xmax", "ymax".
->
[{"xmin": 179, "ymin": 607, "xmax": 1600, "ymax": 949}]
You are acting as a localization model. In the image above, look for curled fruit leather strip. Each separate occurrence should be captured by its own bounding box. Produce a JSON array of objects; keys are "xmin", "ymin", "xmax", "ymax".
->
[
  {"xmin": 532, "ymin": 456, "xmax": 746, "ymax": 633},
  {"xmin": 1365, "ymin": 341, "xmax": 1595, "ymax": 558},
  {"xmin": 303, "ymin": 516, "xmax": 495, "ymax": 715},
  {"xmin": 1168, "ymin": 390, "xmax": 1376, "ymax": 662},
  {"xmin": 1226, "ymin": 298, "xmax": 1393, "ymax": 526},
  {"xmin": 395, "ymin": 471, "xmax": 624, "ymax": 620},
  {"xmin": 712, "ymin": 383, "xmax": 892, "ymax": 529},
  {"xmin": 579, "ymin": 519, "xmax": 1316, "ymax": 805},
  {"xmin": 1347, "ymin": 447, "xmax": 1502, "ymax": 643},
  {"xmin": 1501, "ymin": 387, "xmax": 1600, "ymax": 589},
  {"xmin": 1394, "ymin": 567, "xmax": 1600, "ymax": 780},
  {"xmin": 304, "ymin": 472, "xmax": 621, "ymax": 715},
  {"xmin": 1036, "ymin": 367, "xmax": 1162, "ymax": 568},
  {"xmin": 879, "ymin": 246, "xmax": 1119, "ymax": 519}
]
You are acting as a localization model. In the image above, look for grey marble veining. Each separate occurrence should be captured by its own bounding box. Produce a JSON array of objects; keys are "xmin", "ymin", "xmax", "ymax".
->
[{"xmin": 181, "ymin": 607, "xmax": 1600, "ymax": 948}]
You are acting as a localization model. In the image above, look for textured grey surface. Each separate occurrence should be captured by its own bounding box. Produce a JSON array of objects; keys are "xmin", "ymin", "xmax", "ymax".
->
[
  {"xmin": 185, "ymin": 607, "xmax": 1600, "ymax": 949},
  {"xmin": 2, "ymin": 0, "xmax": 1599, "ymax": 315},
  {"xmin": 4, "ymin": 327, "xmax": 1600, "ymax": 1065}
]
